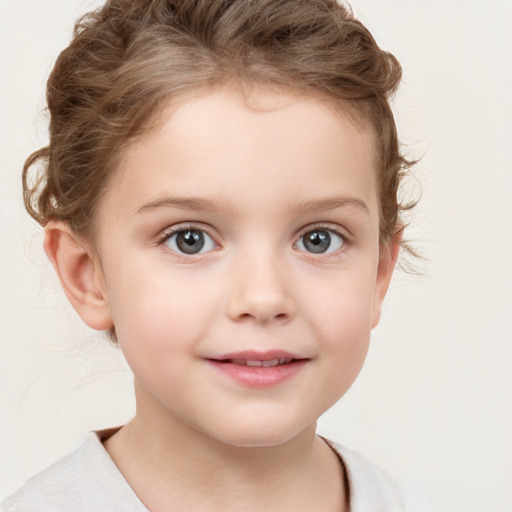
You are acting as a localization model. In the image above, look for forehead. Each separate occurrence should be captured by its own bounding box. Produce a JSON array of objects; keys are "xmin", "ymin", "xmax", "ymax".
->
[{"xmin": 103, "ymin": 86, "xmax": 379, "ymax": 220}]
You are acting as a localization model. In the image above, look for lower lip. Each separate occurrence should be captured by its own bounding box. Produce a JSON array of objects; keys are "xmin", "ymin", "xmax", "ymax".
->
[{"xmin": 206, "ymin": 360, "xmax": 308, "ymax": 388}]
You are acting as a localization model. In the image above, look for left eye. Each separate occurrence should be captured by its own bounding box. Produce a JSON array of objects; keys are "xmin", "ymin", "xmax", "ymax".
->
[
  {"xmin": 295, "ymin": 229, "xmax": 344, "ymax": 254},
  {"xmin": 164, "ymin": 229, "xmax": 216, "ymax": 255}
]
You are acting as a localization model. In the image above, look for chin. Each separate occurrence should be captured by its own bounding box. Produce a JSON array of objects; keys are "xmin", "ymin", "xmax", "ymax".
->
[{"xmin": 206, "ymin": 418, "xmax": 316, "ymax": 449}]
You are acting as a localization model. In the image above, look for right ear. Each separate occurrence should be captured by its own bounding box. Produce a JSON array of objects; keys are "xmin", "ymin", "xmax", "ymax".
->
[{"xmin": 43, "ymin": 221, "xmax": 113, "ymax": 331}]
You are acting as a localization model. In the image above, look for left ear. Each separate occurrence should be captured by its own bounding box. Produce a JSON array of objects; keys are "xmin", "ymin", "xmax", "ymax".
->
[{"xmin": 372, "ymin": 229, "xmax": 402, "ymax": 328}]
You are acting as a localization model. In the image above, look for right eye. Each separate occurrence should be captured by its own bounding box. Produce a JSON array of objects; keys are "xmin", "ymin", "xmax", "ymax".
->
[{"xmin": 163, "ymin": 229, "xmax": 216, "ymax": 255}]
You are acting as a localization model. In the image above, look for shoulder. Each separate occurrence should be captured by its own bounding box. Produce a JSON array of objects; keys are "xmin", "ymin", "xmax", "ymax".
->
[
  {"xmin": 323, "ymin": 438, "xmax": 404, "ymax": 512},
  {"xmin": 0, "ymin": 440, "xmax": 85, "ymax": 512},
  {"xmin": 0, "ymin": 430, "xmax": 147, "ymax": 512}
]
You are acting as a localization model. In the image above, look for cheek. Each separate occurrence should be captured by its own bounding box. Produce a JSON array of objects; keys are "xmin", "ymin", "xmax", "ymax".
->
[
  {"xmin": 320, "ymin": 297, "xmax": 372, "ymax": 372},
  {"xmin": 302, "ymin": 267, "xmax": 376, "ymax": 337},
  {"xmin": 318, "ymin": 304, "xmax": 372, "ymax": 407},
  {"xmin": 301, "ymin": 270, "xmax": 376, "ymax": 385},
  {"xmin": 105, "ymin": 265, "xmax": 220, "ymax": 359}
]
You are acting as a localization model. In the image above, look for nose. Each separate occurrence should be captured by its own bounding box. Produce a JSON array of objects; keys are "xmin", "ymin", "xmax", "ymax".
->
[{"xmin": 225, "ymin": 252, "xmax": 296, "ymax": 324}]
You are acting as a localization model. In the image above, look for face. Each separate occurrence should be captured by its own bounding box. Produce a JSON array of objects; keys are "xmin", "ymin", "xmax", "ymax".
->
[{"xmin": 92, "ymin": 87, "xmax": 394, "ymax": 447}]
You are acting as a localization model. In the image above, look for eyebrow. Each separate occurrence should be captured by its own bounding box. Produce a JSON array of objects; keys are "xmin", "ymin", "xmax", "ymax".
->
[
  {"xmin": 136, "ymin": 195, "xmax": 369, "ymax": 216},
  {"xmin": 136, "ymin": 196, "xmax": 235, "ymax": 215},
  {"xmin": 290, "ymin": 196, "xmax": 369, "ymax": 215}
]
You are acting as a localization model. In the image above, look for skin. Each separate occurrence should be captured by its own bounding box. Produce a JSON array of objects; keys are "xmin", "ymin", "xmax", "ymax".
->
[{"xmin": 44, "ymin": 86, "xmax": 400, "ymax": 512}]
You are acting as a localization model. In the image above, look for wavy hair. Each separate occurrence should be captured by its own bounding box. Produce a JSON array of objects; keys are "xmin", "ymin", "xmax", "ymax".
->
[{"xmin": 23, "ymin": 0, "xmax": 416, "ymax": 245}]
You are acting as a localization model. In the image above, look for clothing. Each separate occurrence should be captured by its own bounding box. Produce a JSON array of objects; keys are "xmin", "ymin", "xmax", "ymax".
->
[
  {"xmin": 325, "ymin": 438, "xmax": 404, "ymax": 512},
  {"xmin": 1, "ymin": 429, "xmax": 404, "ymax": 512}
]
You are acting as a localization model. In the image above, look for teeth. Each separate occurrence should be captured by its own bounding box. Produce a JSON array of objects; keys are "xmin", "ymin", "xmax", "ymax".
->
[{"xmin": 228, "ymin": 358, "xmax": 293, "ymax": 367}]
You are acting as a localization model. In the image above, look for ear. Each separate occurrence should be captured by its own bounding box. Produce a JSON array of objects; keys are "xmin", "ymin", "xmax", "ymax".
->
[
  {"xmin": 371, "ymin": 229, "xmax": 402, "ymax": 328},
  {"xmin": 43, "ymin": 221, "xmax": 113, "ymax": 331}
]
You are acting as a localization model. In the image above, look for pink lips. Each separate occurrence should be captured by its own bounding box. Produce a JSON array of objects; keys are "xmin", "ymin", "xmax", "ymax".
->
[{"xmin": 206, "ymin": 350, "xmax": 309, "ymax": 388}]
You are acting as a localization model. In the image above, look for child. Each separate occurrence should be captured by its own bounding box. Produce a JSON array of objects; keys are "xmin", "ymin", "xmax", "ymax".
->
[{"xmin": 2, "ymin": 0, "xmax": 415, "ymax": 510}]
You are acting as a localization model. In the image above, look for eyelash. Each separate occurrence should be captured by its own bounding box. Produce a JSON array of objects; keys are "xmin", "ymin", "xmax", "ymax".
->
[
  {"xmin": 156, "ymin": 223, "xmax": 218, "ymax": 254},
  {"xmin": 156, "ymin": 223, "xmax": 349, "ymax": 260},
  {"xmin": 295, "ymin": 223, "xmax": 349, "ymax": 260}
]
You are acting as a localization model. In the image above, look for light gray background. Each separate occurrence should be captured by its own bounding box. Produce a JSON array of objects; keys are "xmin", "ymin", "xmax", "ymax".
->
[{"xmin": 1, "ymin": 1, "xmax": 511, "ymax": 510}]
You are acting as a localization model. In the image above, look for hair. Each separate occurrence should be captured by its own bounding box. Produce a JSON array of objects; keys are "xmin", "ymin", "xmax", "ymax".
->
[{"xmin": 23, "ymin": 0, "xmax": 415, "ymax": 247}]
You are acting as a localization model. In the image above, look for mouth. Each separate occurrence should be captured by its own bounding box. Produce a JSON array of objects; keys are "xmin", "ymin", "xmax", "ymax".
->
[
  {"xmin": 215, "ymin": 357, "xmax": 298, "ymax": 367},
  {"xmin": 207, "ymin": 350, "xmax": 307, "ymax": 366},
  {"xmin": 205, "ymin": 351, "xmax": 309, "ymax": 388}
]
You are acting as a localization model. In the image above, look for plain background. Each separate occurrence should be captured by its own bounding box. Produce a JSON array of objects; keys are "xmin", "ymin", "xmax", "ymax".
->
[{"xmin": 0, "ymin": 0, "xmax": 511, "ymax": 510}]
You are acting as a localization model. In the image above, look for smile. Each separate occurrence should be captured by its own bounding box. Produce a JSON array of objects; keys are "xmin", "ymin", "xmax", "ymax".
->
[
  {"xmin": 206, "ymin": 351, "xmax": 309, "ymax": 388},
  {"xmin": 223, "ymin": 358, "xmax": 295, "ymax": 367}
]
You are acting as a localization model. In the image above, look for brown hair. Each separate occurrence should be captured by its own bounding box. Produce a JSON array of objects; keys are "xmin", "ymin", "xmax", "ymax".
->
[{"xmin": 23, "ymin": 0, "xmax": 415, "ymax": 244}]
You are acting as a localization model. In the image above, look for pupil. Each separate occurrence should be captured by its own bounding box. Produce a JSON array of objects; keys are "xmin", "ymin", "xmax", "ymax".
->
[
  {"xmin": 177, "ymin": 230, "xmax": 205, "ymax": 254},
  {"xmin": 304, "ymin": 230, "xmax": 330, "ymax": 253}
]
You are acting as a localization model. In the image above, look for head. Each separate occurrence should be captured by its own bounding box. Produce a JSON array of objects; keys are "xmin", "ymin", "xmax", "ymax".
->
[{"xmin": 25, "ymin": 0, "xmax": 414, "ymax": 446}]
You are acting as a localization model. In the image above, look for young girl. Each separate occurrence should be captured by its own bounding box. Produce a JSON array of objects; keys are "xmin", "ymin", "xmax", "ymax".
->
[{"xmin": 2, "ymin": 0, "xmax": 414, "ymax": 510}]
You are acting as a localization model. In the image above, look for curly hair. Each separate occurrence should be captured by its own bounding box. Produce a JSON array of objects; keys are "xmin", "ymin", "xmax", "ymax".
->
[{"xmin": 23, "ymin": 0, "xmax": 415, "ymax": 245}]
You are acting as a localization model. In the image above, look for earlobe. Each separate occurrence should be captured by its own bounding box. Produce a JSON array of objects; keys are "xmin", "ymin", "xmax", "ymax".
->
[
  {"xmin": 371, "ymin": 229, "xmax": 402, "ymax": 329},
  {"xmin": 44, "ymin": 221, "xmax": 113, "ymax": 331}
]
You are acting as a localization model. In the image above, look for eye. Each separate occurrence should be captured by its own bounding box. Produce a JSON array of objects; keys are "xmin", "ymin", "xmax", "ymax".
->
[
  {"xmin": 295, "ymin": 228, "xmax": 344, "ymax": 254},
  {"xmin": 164, "ymin": 229, "xmax": 216, "ymax": 255}
]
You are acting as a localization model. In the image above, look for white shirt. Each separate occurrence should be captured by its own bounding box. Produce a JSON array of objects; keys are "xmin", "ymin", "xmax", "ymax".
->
[{"xmin": 1, "ymin": 431, "xmax": 404, "ymax": 512}]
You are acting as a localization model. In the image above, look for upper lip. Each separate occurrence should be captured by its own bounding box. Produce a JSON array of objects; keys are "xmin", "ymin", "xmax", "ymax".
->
[{"xmin": 207, "ymin": 350, "xmax": 307, "ymax": 362}]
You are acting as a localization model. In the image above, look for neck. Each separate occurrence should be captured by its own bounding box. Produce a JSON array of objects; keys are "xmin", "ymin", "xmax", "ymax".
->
[{"xmin": 104, "ymin": 384, "xmax": 347, "ymax": 512}]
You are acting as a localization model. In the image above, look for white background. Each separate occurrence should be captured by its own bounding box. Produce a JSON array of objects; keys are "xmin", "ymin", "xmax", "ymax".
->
[{"xmin": 0, "ymin": 1, "xmax": 511, "ymax": 510}]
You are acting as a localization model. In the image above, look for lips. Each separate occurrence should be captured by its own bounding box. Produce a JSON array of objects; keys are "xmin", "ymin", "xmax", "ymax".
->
[{"xmin": 206, "ymin": 351, "xmax": 309, "ymax": 388}]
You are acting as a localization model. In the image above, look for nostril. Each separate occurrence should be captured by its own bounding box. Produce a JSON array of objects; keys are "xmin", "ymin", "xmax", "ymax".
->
[{"xmin": 226, "ymin": 290, "xmax": 296, "ymax": 323}]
